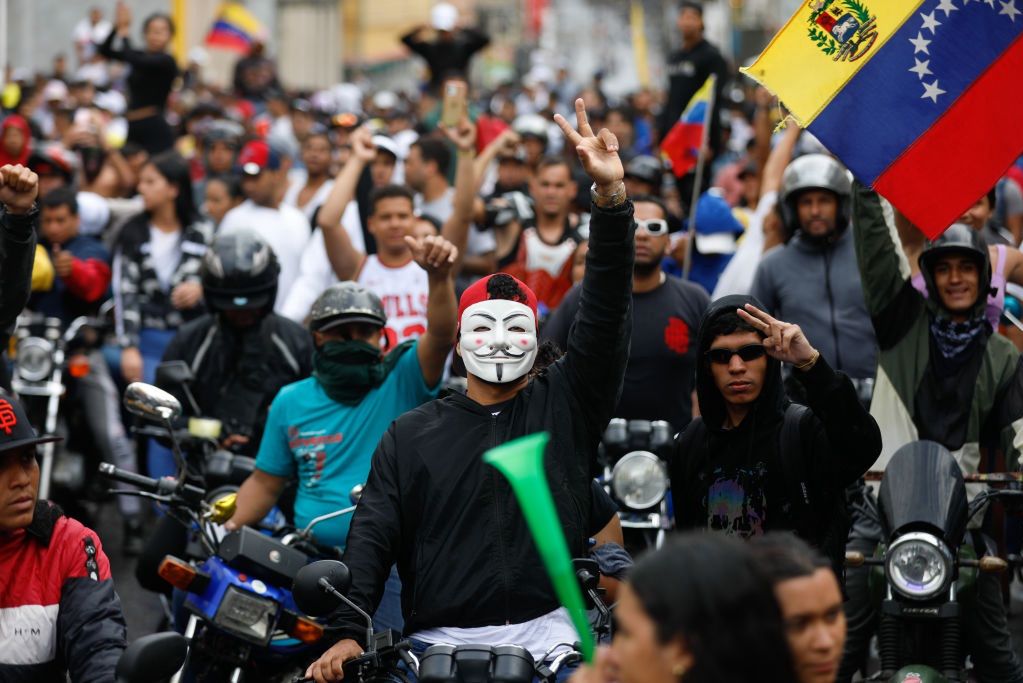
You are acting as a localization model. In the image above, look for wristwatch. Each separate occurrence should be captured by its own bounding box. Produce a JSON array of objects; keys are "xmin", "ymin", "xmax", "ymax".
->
[{"xmin": 590, "ymin": 181, "xmax": 627, "ymax": 209}]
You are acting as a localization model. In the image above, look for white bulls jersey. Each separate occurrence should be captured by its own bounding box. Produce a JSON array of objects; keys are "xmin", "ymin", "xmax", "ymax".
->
[{"xmin": 356, "ymin": 255, "xmax": 429, "ymax": 344}]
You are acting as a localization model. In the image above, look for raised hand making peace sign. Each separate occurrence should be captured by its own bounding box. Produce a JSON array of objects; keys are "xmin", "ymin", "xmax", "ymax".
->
[
  {"xmin": 737, "ymin": 303, "xmax": 820, "ymax": 370},
  {"xmin": 554, "ymin": 98, "xmax": 624, "ymax": 195}
]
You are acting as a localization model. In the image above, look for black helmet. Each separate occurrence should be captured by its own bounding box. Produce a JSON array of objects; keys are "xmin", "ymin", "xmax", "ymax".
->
[
  {"xmin": 201, "ymin": 229, "xmax": 280, "ymax": 312},
  {"xmin": 779, "ymin": 154, "xmax": 852, "ymax": 235},
  {"xmin": 309, "ymin": 282, "xmax": 387, "ymax": 332},
  {"xmin": 920, "ymin": 223, "xmax": 992, "ymax": 310},
  {"xmin": 624, "ymin": 155, "xmax": 664, "ymax": 189}
]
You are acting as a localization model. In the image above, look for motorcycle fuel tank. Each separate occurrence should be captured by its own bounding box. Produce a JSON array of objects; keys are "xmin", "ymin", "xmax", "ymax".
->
[{"xmin": 878, "ymin": 441, "xmax": 967, "ymax": 548}]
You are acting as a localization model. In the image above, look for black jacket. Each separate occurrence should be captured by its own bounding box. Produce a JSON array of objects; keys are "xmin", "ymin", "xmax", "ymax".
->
[
  {"xmin": 334, "ymin": 202, "xmax": 635, "ymax": 645},
  {"xmin": 670, "ymin": 295, "xmax": 880, "ymax": 565},
  {"xmin": 0, "ymin": 207, "xmax": 37, "ymax": 341},
  {"xmin": 159, "ymin": 312, "xmax": 313, "ymax": 453},
  {"xmin": 401, "ymin": 27, "xmax": 490, "ymax": 92},
  {"xmin": 658, "ymin": 39, "xmax": 728, "ymax": 150}
]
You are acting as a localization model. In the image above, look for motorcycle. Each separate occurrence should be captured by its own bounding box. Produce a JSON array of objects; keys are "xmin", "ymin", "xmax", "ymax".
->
[
  {"xmin": 102, "ymin": 382, "xmax": 350, "ymax": 682},
  {"xmin": 289, "ymin": 560, "xmax": 598, "ymax": 683},
  {"xmin": 600, "ymin": 418, "xmax": 673, "ymax": 554},
  {"xmin": 11, "ymin": 309, "xmax": 110, "ymax": 503},
  {"xmin": 846, "ymin": 441, "xmax": 1023, "ymax": 682},
  {"xmin": 116, "ymin": 632, "xmax": 188, "ymax": 683}
]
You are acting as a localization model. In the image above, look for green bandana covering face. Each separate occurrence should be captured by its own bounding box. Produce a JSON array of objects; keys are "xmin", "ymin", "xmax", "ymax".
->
[{"xmin": 313, "ymin": 339, "xmax": 415, "ymax": 405}]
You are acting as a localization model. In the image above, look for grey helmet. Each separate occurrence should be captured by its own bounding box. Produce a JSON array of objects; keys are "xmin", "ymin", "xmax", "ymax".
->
[
  {"xmin": 624, "ymin": 155, "xmax": 664, "ymax": 190},
  {"xmin": 919, "ymin": 223, "xmax": 992, "ymax": 309},
  {"xmin": 309, "ymin": 282, "xmax": 387, "ymax": 332},
  {"xmin": 512, "ymin": 114, "xmax": 549, "ymax": 147},
  {"xmin": 779, "ymin": 154, "xmax": 852, "ymax": 234}
]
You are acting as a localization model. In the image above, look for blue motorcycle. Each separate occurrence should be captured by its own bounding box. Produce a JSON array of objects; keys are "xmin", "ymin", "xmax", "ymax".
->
[{"xmin": 103, "ymin": 382, "xmax": 355, "ymax": 682}]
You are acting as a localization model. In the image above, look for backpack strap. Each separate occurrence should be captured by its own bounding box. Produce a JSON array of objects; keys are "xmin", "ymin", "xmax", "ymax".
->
[{"xmin": 779, "ymin": 403, "xmax": 814, "ymax": 519}]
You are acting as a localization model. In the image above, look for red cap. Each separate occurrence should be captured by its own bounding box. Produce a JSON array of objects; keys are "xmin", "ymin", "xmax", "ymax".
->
[
  {"xmin": 238, "ymin": 139, "xmax": 282, "ymax": 175},
  {"xmin": 457, "ymin": 274, "xmax": 539, "ymax": 328}
]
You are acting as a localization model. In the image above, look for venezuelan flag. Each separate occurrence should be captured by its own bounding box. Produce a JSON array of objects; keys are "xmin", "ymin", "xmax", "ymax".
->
[
  {"xmin": 205, "ymin": 2, "xmax": 265, "ymax": 54},
  {"xmin": 744, "ymin": 0, "xmax": 1023, "ymax": 238},
  {"xmin": 661, "ymin": 75, "xmax": 716, "ymax": 179}
]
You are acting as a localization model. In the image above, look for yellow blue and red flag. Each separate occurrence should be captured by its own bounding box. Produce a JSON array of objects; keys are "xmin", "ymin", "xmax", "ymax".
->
[
  {"xmin": 743, "ymin": 0, "xmax": 1023, "ymax": 238},
  {"xmin": 661, "ymin": 75, "xmax": 716, "ymax": 179},
  {"xmin": 205, "ymin": 2, "xmax": 266, "ymax": 55}
]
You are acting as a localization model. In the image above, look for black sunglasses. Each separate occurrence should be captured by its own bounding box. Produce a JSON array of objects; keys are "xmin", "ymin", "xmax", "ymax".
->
[{"xmin": 705, "ymin": 344, "xmax": 766, "ymax": 365}]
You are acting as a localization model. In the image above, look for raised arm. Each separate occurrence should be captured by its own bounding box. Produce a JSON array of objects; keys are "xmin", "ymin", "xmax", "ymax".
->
[
  {"xmin": 317, "ymin": 128, "xmax": 374, "ymax": 281},
  {"xmin": 439, "ymin": 118, "xmax": 479, "ymax": 273},
  {"xmin": 408, "ymin": 234, "xmax": 459, "ymax": 387},
  {"xmin": 0, "ymin": 165, "xmax": 39, "ymax": 341},
  {"xmin": 760, "ymin": 121, "xmax": 800, "ymax": 199},
  {"xmin": 553, "ymin": 100, "xmax": 635, "ymax": 436}
]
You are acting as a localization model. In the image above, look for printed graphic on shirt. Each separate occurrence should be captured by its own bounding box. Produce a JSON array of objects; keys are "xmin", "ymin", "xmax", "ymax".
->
[
  {"xmin": 288, "ymin": 425, "xmax": 344, "ymax": 489},
  {"xmin": 0, "ymin": 604, "xmax": 59, "ymax": 665},
  {"xmin": 705, "ymin": 463, "xmax": 767, "ymax": 537},
  {"xmin": 664, "ymin": 317, "xmax": 691, "ymax": 355}
]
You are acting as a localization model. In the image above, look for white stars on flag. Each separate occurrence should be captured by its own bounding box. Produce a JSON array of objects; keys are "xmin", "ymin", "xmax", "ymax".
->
[
  {"xmin": 909, "ymin": 58, "xmax": 934, "ymax": 78},
  {"xmin": 920, "ymin": 10, "xmax": 943, "ymax": 30},
  {"xmin": 936, "ymin": 0, "xmax": 960, "ymax": 15},
  {"xmin": 921, "ymin": 80, "xmax": 947, "ymax": 102},
  {"xmin": 1001, "ymin": 0, "xmax": 1020, "ymax": 20},
  {"xmin": 909, "ymin": 32, "xmax": 932, "ymax": 53}
]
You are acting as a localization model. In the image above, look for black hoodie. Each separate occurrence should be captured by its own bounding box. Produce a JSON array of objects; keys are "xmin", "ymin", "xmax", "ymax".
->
[{"xmin": 670, "ymin": 294, "xmax": 881, "ymax": 564}]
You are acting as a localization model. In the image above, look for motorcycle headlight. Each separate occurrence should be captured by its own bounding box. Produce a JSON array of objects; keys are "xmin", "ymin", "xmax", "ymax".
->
[
  {"xmin": 885, "ymin": 532, "xmax": 952, "ymax": 600},
  {"xmin": 213, "ymin": 585, "xmax": 278, "ymax": 645},
  {"xmin": 611, "ymin": 451, "xmax": 668, "ymax": 510},
  {"xmin": 15, "ymin": 337, "xmax": 53, "ymax": 382}
]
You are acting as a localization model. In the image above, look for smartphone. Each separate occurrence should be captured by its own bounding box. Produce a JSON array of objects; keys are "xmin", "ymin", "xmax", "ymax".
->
[{"xmin": 440, "ymin": 80, "xmax": 467, "ymax": 128}]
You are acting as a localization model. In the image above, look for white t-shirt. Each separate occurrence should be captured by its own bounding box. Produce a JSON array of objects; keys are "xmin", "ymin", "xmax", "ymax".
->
[
  {"xmin": 283, "ymin": 178, "xmax": 335, "ymax": 224},
  {"xmin": 148, "ymin": 227, "xmax": 181, "ymax": 291},
  {"xmin": 279, "ymin": 221, "xmax": 366, "ymax": 323},
  {"xmin": 219, "ymin": 200, "xmax": 312, "ymax": 314},
  {"xmin": 413, "ymin": 608, "xmax": 578, "ymax": 662},
  {"xmin": 356, "ymin": 255, "xmax": 428, "ymax": 343},
  {"xmin": 712, "ymin": 191, "xmax": 779, "ymax": 299}
]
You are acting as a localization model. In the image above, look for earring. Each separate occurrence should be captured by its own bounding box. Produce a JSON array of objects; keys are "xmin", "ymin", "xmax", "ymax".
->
[{"xmin": 672, "ymin": 663, "xmax": 687, "ymax": 677}]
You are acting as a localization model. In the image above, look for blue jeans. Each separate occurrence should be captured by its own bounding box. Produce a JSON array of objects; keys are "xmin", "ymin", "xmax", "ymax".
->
[
  {"xmin": 138, "ymin": 328, "xmax": 178, "ymax": 479},
  {"xmin": 373, "ymin": 566, "xmax": 404, "ymax": 634}
]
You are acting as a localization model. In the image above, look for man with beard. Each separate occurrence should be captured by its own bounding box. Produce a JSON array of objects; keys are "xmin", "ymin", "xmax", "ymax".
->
[{"xmin": 544, "ymin": 195, "xmax": 709, "ymax": 431}]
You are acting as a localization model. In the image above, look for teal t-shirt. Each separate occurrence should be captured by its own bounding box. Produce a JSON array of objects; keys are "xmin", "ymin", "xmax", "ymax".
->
[{"xmin": 255, "ymin": 342, "xmax": 438, "ymax": 548}]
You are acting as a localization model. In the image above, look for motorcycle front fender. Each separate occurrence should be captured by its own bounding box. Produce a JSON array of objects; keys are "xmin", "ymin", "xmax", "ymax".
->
[{"xmin": 890, "ymin": 665, "xmax": 949, "ymax": 683}]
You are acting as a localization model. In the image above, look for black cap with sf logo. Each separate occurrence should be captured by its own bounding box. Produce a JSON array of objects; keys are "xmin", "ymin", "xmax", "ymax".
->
[{"xmin": 0, "ymin": 394, "xmax": 62, "ymax": 453}]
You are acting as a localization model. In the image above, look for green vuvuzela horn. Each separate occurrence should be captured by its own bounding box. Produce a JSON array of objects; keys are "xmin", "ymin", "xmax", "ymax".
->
[{"xmin": 483, "ymin": 432, "xmax": 595, "ymax": 663}]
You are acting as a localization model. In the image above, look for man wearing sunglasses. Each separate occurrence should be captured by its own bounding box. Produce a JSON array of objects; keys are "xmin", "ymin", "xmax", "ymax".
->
[
  {"xmin": 544, "ymin": 195, "xmax": 709, "ymax": 432},
  {"xmin": 669, "ymin": 294, "xmax": 880, "ymax": 572}
]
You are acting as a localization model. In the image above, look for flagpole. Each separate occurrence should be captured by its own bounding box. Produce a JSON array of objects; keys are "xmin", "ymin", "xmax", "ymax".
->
[{"xmin": 681, "ymin": 74, "xmax": 717, "ymax": 282}]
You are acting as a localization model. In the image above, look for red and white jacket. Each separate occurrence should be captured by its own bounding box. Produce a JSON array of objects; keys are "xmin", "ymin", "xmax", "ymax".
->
[{"xmin": 0, "ymin": 502, "xmax": 126, "ymax": 682}]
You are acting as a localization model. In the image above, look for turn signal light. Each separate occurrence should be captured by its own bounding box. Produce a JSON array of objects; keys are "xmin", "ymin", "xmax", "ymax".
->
[
  {"xmin": 67, "ymin": 355, "xmax": 90, "ymax": 379},
  {"xmin": 288, "ymin": 616, "xmax": 324, "ymax": 644},
  {"xmin": 158, "ymin": 555, "xmax": 210, "ymax": 593},
  {"xmin": 844, "ymin": 551, "xmax": 865, "ymax": 568},
  {"xmin": 979, "ymin": 556, "xmax": 1009, "ymax": 573}
]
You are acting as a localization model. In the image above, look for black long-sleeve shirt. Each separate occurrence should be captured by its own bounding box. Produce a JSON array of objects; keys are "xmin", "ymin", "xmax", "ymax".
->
[
  {"xmin": 333, "ymin": 202, "xmax": 635, "ymax": 645},
  {"xmin": 401, "ymin": 27, "xmax": 490, "ymax": 92},
  {"xmin": 0, "ymin": 207, "xmax": 37, "ymax": 343},
  {"xmin": 98, "ymin": 31, "xmax": 177, "ymax": 111},
  {"xmin": 658, "ymin": 39, "xmax": 728, "ymax": 151}
]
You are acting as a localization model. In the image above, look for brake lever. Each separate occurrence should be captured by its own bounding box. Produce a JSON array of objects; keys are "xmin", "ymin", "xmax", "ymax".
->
[{"xmin": 105, "ymin": 489, "xmax": 174, "ymax": 504}]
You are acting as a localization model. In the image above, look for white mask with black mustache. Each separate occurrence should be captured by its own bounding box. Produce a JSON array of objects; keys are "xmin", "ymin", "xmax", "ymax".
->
[{"xmin": 459, "ymin": 300, "xmax": 538, "ymax": 384}]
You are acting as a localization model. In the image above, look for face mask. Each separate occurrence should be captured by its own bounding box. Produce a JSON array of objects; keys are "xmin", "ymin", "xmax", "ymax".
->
[{"xmin": 459, "ymin": 300, "xmax": 538, "ymax": 384}]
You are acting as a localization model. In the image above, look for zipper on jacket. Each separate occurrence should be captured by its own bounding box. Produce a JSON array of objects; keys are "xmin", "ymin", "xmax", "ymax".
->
[
  {"xmin": 489, "ymin": 414, "xmax": 513, "ymax": 622},
  {"xmin": 824, "ymin": 248, "xmax": 842, "ymax": 371}
]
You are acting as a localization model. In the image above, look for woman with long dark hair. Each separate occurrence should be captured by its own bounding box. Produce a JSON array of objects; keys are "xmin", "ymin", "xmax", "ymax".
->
[
  {"xmin": 113, "ymin": 151, "xmax": 209, "ymax": 423},
  {"xmin": 571, "ymin": 533, "xmax": 798, "ymax": 683},
  {"xmin": 97, "ymin": 2, "xmax": 177, "ymax": 154}
]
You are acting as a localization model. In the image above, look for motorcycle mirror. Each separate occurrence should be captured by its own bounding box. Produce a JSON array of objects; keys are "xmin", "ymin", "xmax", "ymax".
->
[
  {"xmin": 845, "ymin": 551, "xmax": 866, "ymax": 568},
  {"xmin": 124, "ymin": 383, "xmax": 183, "ymax": 423},
  {"xmin": 115, "ymin": 632, "xmax": 187, "ymax": 683},
  {"xmin": 979, "ymin": 556, "xmax": 1009, "ymax": 574},
  {"xmin": 293, "ymin": 560, "xmax": 352, "ymax": 617},
  {"xmin": 156, "ymin": 360, "xmax": 195, "ymax": 387},
  {"xmin": 349, "ymin": 484, "xmax": 364, "ymax": 506}
]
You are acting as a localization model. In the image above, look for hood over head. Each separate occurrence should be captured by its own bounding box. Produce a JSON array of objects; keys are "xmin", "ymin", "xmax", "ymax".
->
[
  {"xmin": 0, "ymin": 114, "xmax": 32, "ymax": 167},
  {"xmin": 696, "ymin": 294, "xmax": 786, "ymax": 431}
]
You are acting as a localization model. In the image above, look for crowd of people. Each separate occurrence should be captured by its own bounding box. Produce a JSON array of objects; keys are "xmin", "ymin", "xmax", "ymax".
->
[{"xmin": 2, "ymin": 0, "xmax": 1023, "ymax": 681}]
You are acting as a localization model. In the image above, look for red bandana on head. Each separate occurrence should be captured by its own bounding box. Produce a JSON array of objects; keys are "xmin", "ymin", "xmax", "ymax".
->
[{"xmin": 457, "ymin": 273, "xmax": 539, "ymax": 331}]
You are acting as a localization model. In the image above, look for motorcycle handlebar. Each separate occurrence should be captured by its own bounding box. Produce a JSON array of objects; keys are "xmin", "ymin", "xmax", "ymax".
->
[{"xmin": 98, "ymin": 463, "xmax": 207, "ymax": 504}]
